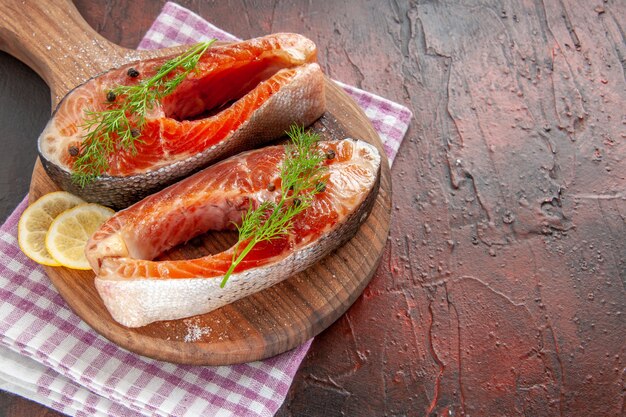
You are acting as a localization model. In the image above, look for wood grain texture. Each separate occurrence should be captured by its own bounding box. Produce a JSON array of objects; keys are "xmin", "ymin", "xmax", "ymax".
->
[
  {"xmin": 29, "ymin": 81, "xmax": 391, "ymax": 365},
  {"xmin": 1, "ymin": 0, "xmax": 391, "ymax": 365},
  {"xmin": 0, "ymin": 0, "xmax": 625, "ymax": 416}
]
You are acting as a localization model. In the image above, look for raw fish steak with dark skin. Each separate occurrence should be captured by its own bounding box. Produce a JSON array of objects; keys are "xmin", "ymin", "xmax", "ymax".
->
[{"xmin": 38, "ymin": 33, "xmax": 326, "ymax": 209}]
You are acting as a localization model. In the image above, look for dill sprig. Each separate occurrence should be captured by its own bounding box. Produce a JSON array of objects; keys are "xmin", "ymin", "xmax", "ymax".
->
[
  {"xmin": 220, "ymin": 126, "xmax": 328, "ymax": 287},
  {"xmin": 71, "ymin": 40, "xmax": 216, "ymax": 187}
]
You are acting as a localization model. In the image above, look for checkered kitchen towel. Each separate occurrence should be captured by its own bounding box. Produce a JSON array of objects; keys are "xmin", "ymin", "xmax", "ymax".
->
[{"xmin": 0, "ymin": 2, "xmax": 412, "ymax": 417}]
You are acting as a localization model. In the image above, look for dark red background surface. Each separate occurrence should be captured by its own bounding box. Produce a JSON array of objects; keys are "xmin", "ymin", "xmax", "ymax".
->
[{"xmin": 0, "ymin": 1, "xmax": 624, "ymax": 416}]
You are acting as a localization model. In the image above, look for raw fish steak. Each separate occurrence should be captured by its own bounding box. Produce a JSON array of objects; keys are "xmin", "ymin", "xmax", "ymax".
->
[
  {"xmin": 38, "ymin": 33, "xmax": 326, "ymax": 209},
  {"xmin": 86, "ymin": 139, "xmax": 381, "ymax": 327}
]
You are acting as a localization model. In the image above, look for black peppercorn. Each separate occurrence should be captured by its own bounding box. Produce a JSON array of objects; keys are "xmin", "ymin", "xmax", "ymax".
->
[
  {"xmin": 68, "ymin": 145, "xmax": 79, "ymax": 157},
  {"xmin": 127, "ymin": 67, "xmax": 140, "ymax": 78},
  {"xmin": 315, "ymin": 182, "xmax": 326, "ymax": 193},
  {"xmin": 292, "ymin": 198, "xmax": 302, "ymax": 207},
  {"xmin": 130, "ymin": 128, "xmax": 140, "ymax": 138},
  {"xmin": 326, "ymin": 149, "xmax": 336, "ymax": 160},
  {"xmin": 106, "ymin": 91, "xmax": 116, "ymax": 102},
  {"xmin": 267, "ymin": 183, "xmax": 276, "ymax": 192}
]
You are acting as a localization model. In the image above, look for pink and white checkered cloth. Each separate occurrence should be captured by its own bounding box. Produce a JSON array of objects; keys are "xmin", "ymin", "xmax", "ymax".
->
[{"xmin": 0, "ymin": 3, "xmax": 411, "ymax": 416}]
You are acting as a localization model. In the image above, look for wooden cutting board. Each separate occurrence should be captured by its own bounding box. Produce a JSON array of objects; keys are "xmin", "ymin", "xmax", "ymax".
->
[{"xmin": 0, "ymin": 0, "xmax": 391, "ymax": 365}]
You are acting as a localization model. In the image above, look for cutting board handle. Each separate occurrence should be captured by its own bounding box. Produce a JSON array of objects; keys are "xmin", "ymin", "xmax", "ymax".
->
[{"xmin": 0, "ymin": 0, "xmax": 129, "ymax": 105}]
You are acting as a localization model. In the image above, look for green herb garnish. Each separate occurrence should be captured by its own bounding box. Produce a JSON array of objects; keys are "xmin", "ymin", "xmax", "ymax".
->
[
  {"xmin": 72, "ymin": 40, "xmax": 216, "ymax": 187},
  {"xmin": 220, "ymin": 126, "xmax": 328, "ymax": 287}
]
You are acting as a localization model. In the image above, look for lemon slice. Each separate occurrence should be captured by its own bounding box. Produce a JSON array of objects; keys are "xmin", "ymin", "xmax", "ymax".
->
[
  {"xmin": 45, "ymin": 203, "xmax": 115, "ymax": 270},
  {"xmin": 18, "ymin": 191, "xmax": 86, "ymax": 266}
]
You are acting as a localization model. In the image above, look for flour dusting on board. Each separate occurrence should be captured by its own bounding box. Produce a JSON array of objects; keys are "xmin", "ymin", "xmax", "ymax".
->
[{"xmin": 183, "ymin": 319, "xmax": 212, "ymax": 342}]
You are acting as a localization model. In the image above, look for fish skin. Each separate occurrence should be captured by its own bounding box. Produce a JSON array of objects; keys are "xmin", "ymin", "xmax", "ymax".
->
[
  {"xmin": 86, "ymin": 139, "xmax": 381, "ymax": 328},
  {"xmin": 38, "ymin": 34, "xmax": 326, "ymax": 210}
]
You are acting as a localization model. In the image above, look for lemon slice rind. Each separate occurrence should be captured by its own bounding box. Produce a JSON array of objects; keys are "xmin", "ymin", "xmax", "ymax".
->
[
  {"xmin": 45, "ymin": 203, "xmax": 115, "ymax": 270},
  {"xmin": 18, "ymin": 191, "xmax": 86, "ymax": 266}
]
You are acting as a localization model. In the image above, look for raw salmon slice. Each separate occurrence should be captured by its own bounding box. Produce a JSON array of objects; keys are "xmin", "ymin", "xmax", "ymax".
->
[
  {"xmin": 38, "ymin": 33, "xmax": 326, "ymax": 209},
  {"xmin": 85, "ymin": 139, "xmax": 381, "ymax": 327}
]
